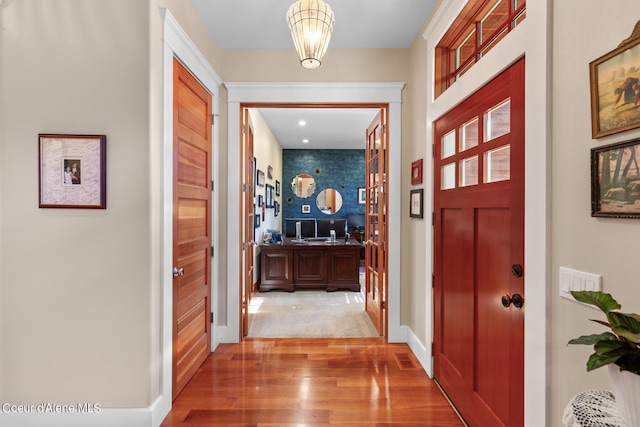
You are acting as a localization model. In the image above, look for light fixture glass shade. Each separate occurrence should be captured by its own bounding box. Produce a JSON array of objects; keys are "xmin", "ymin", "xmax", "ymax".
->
[{"xmin": 286, "ymin": 0, "xmax": 335, "ymax": 69}]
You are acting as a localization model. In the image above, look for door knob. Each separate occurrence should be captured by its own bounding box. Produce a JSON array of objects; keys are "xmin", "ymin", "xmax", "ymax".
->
[
  {"xmin": 172, "ymin": 267, "xmax": 184, "ymax": 277},
  {"xmin": 501, "ymin": 293, "xmax": 524, "ymax": 308}
]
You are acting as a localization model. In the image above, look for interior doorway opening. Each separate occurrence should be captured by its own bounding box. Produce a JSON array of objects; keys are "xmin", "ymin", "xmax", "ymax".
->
[{"xmin": 239, "ymin": 103, "xmax": 389, "ymax": 340}]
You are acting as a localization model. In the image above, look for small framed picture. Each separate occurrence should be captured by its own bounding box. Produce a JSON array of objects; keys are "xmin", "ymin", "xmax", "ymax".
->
[
  {"xmin": 411, "ymin": 159, "xmax": 423, "ymax": 185},
  {"xmin": 591, "ymin": 137, "xmax": 640, "ymax": 218},
  {"xmin": 302, "ymin": 204, "xmax": 311, "ymax": 214},
  {"xmin": 410, "ymin": 189, "xmax": 423, "ymax": 219},
  {"xmin": 254, "ymin": 213, "xmax": 260, "ymax": 228},
  {"xmin": 258, "ymin": 195, "xmax": 263, "ymax": 207},
  {"xmin": 257, "ymin": 169, "xmax": 265, "ymax": 187},
  {"xmin": 38, "ymin": 134, "xmax": 106, "ymax": 209},
  {"xmin": 276, "ymin": 180, "xmax": 281, "ymax": 196},
  {"xmin": 358, "ymin": 187, "xmax": 366, "ymax": 204},
  {"xmin": 267, "ymin": 165, "xmax": 273, "ymax": 179},
  {"xmin": 266, "ymin": 184, "xmax": 274, "ymax": 208},
  {"xmin": 275, "ymin": 201, "xmax": 280, "ymax": 217}
]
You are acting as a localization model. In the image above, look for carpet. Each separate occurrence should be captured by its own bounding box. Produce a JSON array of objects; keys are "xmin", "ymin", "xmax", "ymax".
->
[{"xmin": 247, "ymin": 289, "xmax": 380, "ymax": 338}]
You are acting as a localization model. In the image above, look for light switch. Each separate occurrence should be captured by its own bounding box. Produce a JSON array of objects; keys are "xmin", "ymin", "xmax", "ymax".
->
[{"xmin": 559, "ymin": 267, "xmax": 602, "ymax": 306}]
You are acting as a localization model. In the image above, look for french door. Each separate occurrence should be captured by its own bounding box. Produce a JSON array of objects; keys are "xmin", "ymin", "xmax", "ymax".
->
[
  {"xmin": 242, "ymin": 107, "xmax": 255, "ymax": 337},
  {"xmin": 433, "ymin": 58, "xmax": 525, "ymax": 426},
  {"xmin": 364, "ymin": 109, "xmax": 388, "ymax": 336}
]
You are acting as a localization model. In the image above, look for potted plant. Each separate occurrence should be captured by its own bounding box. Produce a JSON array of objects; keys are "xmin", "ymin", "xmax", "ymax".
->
[{"xmin": 568, "ymin": 291, "xmax": 640, "ymax": 425}]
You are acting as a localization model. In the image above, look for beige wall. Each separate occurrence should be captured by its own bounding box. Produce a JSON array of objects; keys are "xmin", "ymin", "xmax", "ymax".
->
[
  {"xmin": 551, "ymin": 1, "xmax": 640, "ymax": 422},
  {"xmin": 0, "ymin": 0, "xmax": 152, "ymax": 407}
]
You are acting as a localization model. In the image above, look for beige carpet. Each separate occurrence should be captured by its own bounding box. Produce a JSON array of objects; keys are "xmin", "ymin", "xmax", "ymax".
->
[{"xmin": 247, "ymin": 289, "xmax": 380, "ymax": 338}]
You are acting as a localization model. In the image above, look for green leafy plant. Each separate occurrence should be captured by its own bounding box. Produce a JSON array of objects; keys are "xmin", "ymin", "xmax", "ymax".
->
[{"xmin": 568, "ymin": 291, "xmax": 640, "ymax": 375}]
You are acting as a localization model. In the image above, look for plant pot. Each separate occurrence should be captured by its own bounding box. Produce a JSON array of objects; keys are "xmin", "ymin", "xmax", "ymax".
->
[{"xmin": 608, "ymin": 364, "xmax": 640, "ymax": 426}]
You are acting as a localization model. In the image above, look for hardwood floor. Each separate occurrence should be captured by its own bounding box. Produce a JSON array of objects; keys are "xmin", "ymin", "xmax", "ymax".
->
[{"xmin": 161, "ymin": 338, "xmax": 466, "ymax": 426}]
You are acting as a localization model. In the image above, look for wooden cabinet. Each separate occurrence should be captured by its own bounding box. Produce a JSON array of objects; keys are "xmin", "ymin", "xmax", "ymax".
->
[{"xmin": 260, "ymin": 238, "xmax": 360, "ymax": 292}]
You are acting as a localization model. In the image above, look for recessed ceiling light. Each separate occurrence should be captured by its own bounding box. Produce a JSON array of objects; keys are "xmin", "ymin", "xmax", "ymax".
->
[
  {"xmin": 298, "ymin": 120, "xmax": 306, "ymax": 126},
  {"xmin": 302, "ymin": 139, "xmax": 309, "ymax": 144}
]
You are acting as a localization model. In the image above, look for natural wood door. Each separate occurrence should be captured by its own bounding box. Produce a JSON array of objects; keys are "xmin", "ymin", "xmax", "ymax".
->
[
  {"xmin": 242, "ymin": 108, "xmax": 254, "ymax": 337},
  {"xmin": 433, "ymin": 58, "xmax": 525, "ymax": 426},
  {"xmin": 364, "ymin": 109, "xmax": 388, "ymax": 336},
  {"xmin": 172, "ymin": 58, "xmax": 212, "ymax": 400}
]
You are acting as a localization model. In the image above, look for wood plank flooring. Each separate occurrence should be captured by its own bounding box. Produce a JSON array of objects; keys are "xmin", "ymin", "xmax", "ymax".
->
[{"xmin": 161, "ymin": 338, "xmax": 466, "ymax": 426}]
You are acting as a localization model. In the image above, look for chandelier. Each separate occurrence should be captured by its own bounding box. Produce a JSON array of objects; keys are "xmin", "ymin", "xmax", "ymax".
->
[{"xmin": 286, "ymin": 0, "xmax": 335, "ymax": 69}]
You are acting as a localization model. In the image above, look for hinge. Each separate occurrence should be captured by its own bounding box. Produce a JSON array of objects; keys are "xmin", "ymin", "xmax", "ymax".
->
[
  {"xmin": 242, "ymin": 183, "xmax": 247, "ymax": 192},
  {"xmin": 381, "ymin": 300, "xmax": 386, "ymax": 310},
  {"xmin": 432, "ymin": 272, "xmax": 435, "ymax": 288},
  {"xmin": 211, "ymin": 246, "xmax": 214, "ymax": 257},
  {"xmin": 242, "ymin": 124, "xmax": 248, "ymax": 134},
  {"xmin": 432, "ymin": 143, "xmax": 435, "ymax": 158},
  {"xmin": 432, "ymin": 212, "xmax": 435, "ymax": 226},
  {"xmin": 211, "ymin": 180, "xmax": 214, "ymax": 191},
  {"xmin": 210, "ymin": 312, "xmax": 214, "ymax": 323},
  {"xmin": 431, "ymin": 342, "xmax": 435, "ymax": 354}
]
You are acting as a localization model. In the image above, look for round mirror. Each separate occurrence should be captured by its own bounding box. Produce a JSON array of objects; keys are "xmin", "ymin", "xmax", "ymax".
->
[
  {"xmin": 316, "ymin": 188, "xmax": 343, "ymax": 215},
  {"xmin": 291, "ymin": 173, "xmax": 316, "ymax": 198}
]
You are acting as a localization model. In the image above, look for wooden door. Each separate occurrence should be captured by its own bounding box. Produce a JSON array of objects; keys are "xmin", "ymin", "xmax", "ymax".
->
[
  {"xmin": 364, "ymin": 109, "xmax": 388, "ymax": 336},
  {"xmin": 172, "ymin": 58, "xmax": 212, "ymax": 400},
  {"xmin": 433, "ymin": 58, "xmax": 525, "ymax": 426},
  {"xmin": 242, "ymin": 108, "xmax": 255, "ymax": 337}
]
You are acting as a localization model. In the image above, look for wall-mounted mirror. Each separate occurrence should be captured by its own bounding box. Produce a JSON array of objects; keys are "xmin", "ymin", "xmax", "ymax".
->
[
  {"xmin": 291, "ymin": 173, "xmax": 316, "ymax": 198},
  {"xmin": 316, "ymin": 188, "xmax": 342, "ymax": 215}
]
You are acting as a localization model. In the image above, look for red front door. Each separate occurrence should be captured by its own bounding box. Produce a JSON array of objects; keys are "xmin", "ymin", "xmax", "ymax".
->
[{"xmin": 433, "ymin": 58, "xmax": 525, "ymax": 427}]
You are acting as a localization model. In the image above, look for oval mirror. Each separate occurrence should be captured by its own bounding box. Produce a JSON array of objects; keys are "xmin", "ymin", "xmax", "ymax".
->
[
  {"xmin": 316, "ymin": 188, "xmax": 343, "ymax": 215},
  {"xmin": 291, "ymin": 173, "xmax": 316, "ymax": 198}
]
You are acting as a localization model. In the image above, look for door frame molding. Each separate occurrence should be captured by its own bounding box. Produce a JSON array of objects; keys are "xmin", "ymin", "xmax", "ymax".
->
[
  {"xmin": 223, "ymin": 82, "xmax": 404, "ymax": 343},
  {"xmin": 160, "ymin": 9, "xmax": 222, "ymax": 424}
]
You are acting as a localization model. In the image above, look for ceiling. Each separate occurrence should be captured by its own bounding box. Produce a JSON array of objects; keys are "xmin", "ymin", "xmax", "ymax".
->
[{"xmin": 189, "ymin": 0, "xmax": 436, "ymax": 148}]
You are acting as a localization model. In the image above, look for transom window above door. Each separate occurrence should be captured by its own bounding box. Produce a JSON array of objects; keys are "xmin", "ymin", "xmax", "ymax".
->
[{"xmin": 434, "ymin": 0, "xmax": 526, "ymax": 99}]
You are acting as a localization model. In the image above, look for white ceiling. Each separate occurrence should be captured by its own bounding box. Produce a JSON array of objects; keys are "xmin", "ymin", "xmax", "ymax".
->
[{"xmin": 189, "ymin": 0, "xmax": 436, "ymax": 148}]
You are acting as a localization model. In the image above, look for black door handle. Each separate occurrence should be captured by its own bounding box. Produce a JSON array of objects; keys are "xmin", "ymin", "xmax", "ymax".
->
[{"xmin": 501, "ymin": 293, "xmax": 524, "ymax": 308}]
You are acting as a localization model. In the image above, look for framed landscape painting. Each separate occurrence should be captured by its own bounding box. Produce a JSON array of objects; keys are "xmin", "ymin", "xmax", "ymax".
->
[
  {"xmin": 591, "ymin": 138, "xmax": 640, "ymax": 218},
  {"xmin": 590, "ymin": 24, "xmax": 640, "ymax": 138}
]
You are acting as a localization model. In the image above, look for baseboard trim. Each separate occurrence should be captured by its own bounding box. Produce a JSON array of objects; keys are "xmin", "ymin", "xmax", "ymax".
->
[{"xmin": 402, "ymin": 325, "xmax": 434, "ymax": 378}]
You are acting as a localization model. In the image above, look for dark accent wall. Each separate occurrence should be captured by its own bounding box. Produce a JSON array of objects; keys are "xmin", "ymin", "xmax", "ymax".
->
[{"xmin": 282, "ymin": 149, "xmax": 365, "ymax": 221}]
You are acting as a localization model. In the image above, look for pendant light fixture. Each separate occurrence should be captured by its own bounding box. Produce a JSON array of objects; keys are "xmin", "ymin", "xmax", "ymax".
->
[{"xmin": 286, "ymin": 0, "xmax": 335, "ymax": 69}]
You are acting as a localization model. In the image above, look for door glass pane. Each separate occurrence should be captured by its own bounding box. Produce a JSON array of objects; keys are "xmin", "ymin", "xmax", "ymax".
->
[
  {"xmin": 513, "ymin": 10, "xmax": 526, "ymax": 26},
  {"xmin": 442, "ymin": 162, "xmax": 456, "ymax": 189},
  {"xmin": 484, "ymin": 99, "xmax": 511, "ymax": 141},
  {"xmin": 460, "ymin": 155, "xmax": 478, "ymax": 187},
  {"xmin": 480, "ymin": 27, "xmax": 508, "ymax": 58},
  {"xmin": 442, "ymin": 130, "xmax": 456, "ymax": 159},
  {"xmin": 484, "ymin": 145, "xmax": 510, "ymax": 183},
  {"xmin": 461, "ymin": 118, "xmax": 479, "ymax": 151},
  {"xmin": 513, "ymin": 0, "xmax": 525, "ymax": 10}
]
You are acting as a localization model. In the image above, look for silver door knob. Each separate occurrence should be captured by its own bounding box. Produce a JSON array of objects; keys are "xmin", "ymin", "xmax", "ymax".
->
[{"xmin": 172, "ymin": 267, "xmax": 184, "ymax": 277}]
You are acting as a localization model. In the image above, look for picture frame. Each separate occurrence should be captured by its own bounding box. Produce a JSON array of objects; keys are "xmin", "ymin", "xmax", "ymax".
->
[
  {"xmin": 591, "ymin": 137, "xmax": 640, "ymax": 218},
  {"xmin": 302, "ymin": 204, "xmax": 311, "ymax": 214},
  {"xmin": 258, "ymin": 195, "xmax": 263, "ymax": 207},
  {"xmin": 267, "ymin": 165, "xmax": 273, "ymax": 179},
  {"xmin": 358, "ymin": 187, "xmax": 366, "ymax": 205},
  {"xmin": 266, "ymin": 184, "xmax": 274, "ymax": 208},
  {"xmin": 411, "ymin": 159, "xmax": 423, "ymax": 185},
  {"xmin": 254, "ymin": 213, "xmax": 260, "ymax": 228},
  {"xmin": 38, "ymin": 134, "xmax": 106, "ymax": 209},
  {"xmin": 257, "ymin": 169, "xmax": 265, "ymax": 187},
  {"xmin": 275, "ymin": 180, "xmax": 280, "ymax": 196},
  {"xmin": 410, "ymin": 189, "xmax": 424, "ymax": 219},
  {"xmin": 274, "ymin": 201, "xmax": 280, "ymax": 217},
  {"xmin": 590, "ymin": 21, "xmax": 640, "ymax": 138}
]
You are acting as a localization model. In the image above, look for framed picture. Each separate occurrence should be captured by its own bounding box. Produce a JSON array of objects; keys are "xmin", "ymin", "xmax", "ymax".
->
[
  {"xmin": 254, "ymin": 213, "xmax": 260, "ymax": 228},
  {"xmin": 266, "ymin": 184, "xmax": 274, "ymax": 208},
  {"xmin": 302, "ymin": 204, "xmax": 311, "ymax": 214},
  {"xmin": 411, "ymin": 159, "xmax": 423, "ymax": 185},
  {"xmin": 275, "ymin": 180, "xmax": 281, "ymax": 196},
  {"xmin": 358, "ymin": 187, "xmax": 366, "ymax": 204},
  {"xmin": 591, "ymin": 137, "xmax": 640, "ymax": 218},
  {"xmin": 274, "ymin": 201, "xmax": 280, "ymax": 217},
  {"xmin": 410, "ymin": 189, "xmax": 423, "ymax": 219},
  {"xmin": 38, "ymin": 134, "xmax": 106, "ymax": 209},
  {"xmin": 590, "ymin": 23, "xmax": 640, "ymax": 138},
  {"xmin": 267, "ymin": 165, "xmax": 273, "ymax": 179},
  {"xmin": 257, "ymin": 169, "xmax": 265, "ymax": 187},
  {"xmin": 258, "ymin": 195, "xmax": 263, "ymax": 207}
]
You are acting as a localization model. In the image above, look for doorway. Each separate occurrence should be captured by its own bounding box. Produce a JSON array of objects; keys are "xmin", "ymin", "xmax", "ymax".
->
[
  {"xmin": 222, "ymin": 82, "xmax": 404, "ymax": 344},
  {"xmin": 240, "ymin": 104, "xmax": 388, "ymax": 339}
]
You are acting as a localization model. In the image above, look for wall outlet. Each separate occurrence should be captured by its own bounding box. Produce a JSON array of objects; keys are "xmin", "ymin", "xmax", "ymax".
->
[{"xmin": 559, "ymin": 267, "xmax": 602, "ymax": 306}]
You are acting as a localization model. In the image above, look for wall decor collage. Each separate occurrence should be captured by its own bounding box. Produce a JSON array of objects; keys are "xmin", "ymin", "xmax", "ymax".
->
[{"xmin": 590, "ymin": 20, "xmax": 640, "ymax": 218}]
